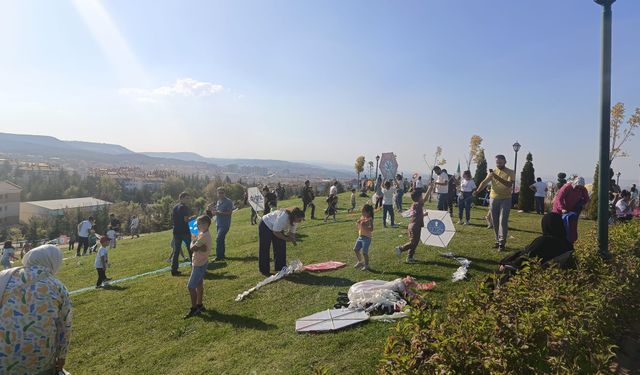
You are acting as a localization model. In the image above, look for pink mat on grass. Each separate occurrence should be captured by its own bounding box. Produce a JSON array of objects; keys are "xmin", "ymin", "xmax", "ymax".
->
[{"xmin": 303, "ymin": 261, "xmax": 347, "ymax": 272}]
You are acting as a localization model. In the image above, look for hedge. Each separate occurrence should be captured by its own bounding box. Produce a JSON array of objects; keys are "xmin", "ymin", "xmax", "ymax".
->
[{"xmin": 380, "ymin": 221, "xmax": 640, "ymax": 374}]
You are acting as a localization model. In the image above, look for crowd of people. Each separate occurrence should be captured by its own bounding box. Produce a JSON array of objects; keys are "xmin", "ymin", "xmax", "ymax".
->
[{"xmin": 1, "ymin": 152, "xmax": 637, "ymax": 374}]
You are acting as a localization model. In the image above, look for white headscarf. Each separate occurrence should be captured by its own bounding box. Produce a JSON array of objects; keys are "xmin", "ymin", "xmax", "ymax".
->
[
  {"xmin": 22, "ymin": 244, "xmax": 63, "ymax": 275},
  {"xmin": 572, "ymin": 177, "xmax": 585, "ymax": 187}
]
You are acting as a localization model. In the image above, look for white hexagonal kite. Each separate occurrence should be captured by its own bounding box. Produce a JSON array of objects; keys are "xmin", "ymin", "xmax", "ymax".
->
[{"xmin": 420, "ymin": 210, "xmax": 456, "ymax": 248}]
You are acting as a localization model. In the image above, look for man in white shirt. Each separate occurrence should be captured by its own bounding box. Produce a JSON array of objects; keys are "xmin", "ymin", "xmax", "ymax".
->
[
  {"xmin": 433, "ymin": 167, "xmax": 449, "ymax": 211},
  {"xmin": 529, "ymin": 178, "xmax": 548, "ymax": 215},
  {"xmin": 414, "ymin": 176, "xmax": 424, "ymax": 193},
  {"xmin": 76, "ymin": 216, "xmax": 94, "ymax": 257},
  {"xmin": 329, "ymin": 181, "xmax": 338, "ymax": 196}
]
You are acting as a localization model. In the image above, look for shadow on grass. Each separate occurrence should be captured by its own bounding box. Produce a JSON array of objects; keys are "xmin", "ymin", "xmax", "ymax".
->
[
  {"xmin": 207, "ymin": 262, "xmax": 228, "ymax": 271},
  {"xmin": 369, "ymin": 269, "xmax": 448, "ymax": 282},
  {"xmin": 508, "ymin": 227, "xmax": 541, "ymax": 235},
  {"xmin": 102, "ymin": 285, "xmax": 128, "ymax": 291},
  {"xmin": 204, "ymin": 271, "xmax": 238, "ymax": 281},
  {"xmin": 463, "ymin": 255, "xmax": 501, "ymax": 266},
  {"xmin": 225, "ymin": 255, "xmax": 259, "ymax": 262},
  {"xmin": 287, "ymin": 273, "xmax": 354, "ymax": 287},
  {"xmin": 199, "ymin": 310, "xmax": 277, "ymax": 331}
]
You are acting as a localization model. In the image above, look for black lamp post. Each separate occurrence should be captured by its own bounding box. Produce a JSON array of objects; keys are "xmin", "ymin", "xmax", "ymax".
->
[
  {"xmin": 375, "ymin": 155, "xmax": 380, "ymax": 180},
  {"xmin": 512, "ymin": 141, "xmax": 521, "ymax": 193},
  {"xmin": 595, "ymin": 0, "xmax": 615, "ymax": 259},
  {"xmin": 616, "ymin": 171, "xmax": 621, "ymax": 186}
]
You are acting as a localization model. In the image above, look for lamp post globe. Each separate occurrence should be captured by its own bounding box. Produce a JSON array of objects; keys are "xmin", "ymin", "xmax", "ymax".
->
[
  {"xmin": 512, "ymin": 141, "xmax": 521, "ymax": 193},
  {"xmin": 375, "ymin": 155, "xmax": 380, "ymax": 180}
]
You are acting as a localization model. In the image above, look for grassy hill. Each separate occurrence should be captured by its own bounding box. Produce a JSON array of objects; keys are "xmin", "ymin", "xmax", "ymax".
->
[{"xmin": 53, "ymin": 193, "xmax": 594, "ymax": 374}]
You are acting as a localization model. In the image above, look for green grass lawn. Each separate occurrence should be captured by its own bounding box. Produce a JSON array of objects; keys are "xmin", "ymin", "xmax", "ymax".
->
[{"xmin": 54, "ymin": 192, "xmax": 594, "ymax": 374}]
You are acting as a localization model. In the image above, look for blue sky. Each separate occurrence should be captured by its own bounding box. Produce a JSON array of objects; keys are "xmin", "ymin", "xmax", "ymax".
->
[{"xmin": 0, "ymin": 0, "xmax": 639, "ymax": 184}]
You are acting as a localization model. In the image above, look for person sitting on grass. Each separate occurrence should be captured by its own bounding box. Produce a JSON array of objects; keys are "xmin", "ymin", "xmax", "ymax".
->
[
  {"xmin": 615, "ymin": 190, "xmax": 634, "ymax": 222},
  {"xmin": 353, "ymin": 204, "xmax": 374, "ymax": 271},
  {"xmin": 394, "ymin": 191, "xmax": 425, "ymax": 264},
  {"xmin": 95, "ymin": 236, "xmax": 111, "ymax": 289},
  {"xmin": 184, "ymin": 215, "xmax": 213, "ymax": 319},
  {"xmin": 495, "ymin": 212, "xmax": 574, "ymax": 286},
  {"xmin": 1, "ymin": 241, "xmax": 18, "ymax": 270}
]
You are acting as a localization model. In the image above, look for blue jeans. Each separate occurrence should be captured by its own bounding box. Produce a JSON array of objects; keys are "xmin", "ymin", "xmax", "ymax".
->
[
  {"xmin": 187, "ymin": 262, "xmax": 208, "ymax": 289},
  {"xmin": 395, "ymin": 190, "xmax": 404, "ymax": 211},
  {"xmin": 353, "ymin": 236, "xmax": 372, "ymax": 255},
  {"xmin": 437, "ymin": 193, "xmax": 449, "ymax": 211},
  {"xmin": 458, "ymin": 192, "xmax": 473, "ymax": 221},
  {"xmin": 216, "ymin": 225, "xmax": 230, "ymax": 259},
  {"xmin": 172, "ymin": 233, "xmax": 191, "ymax": 272},
  {"xmin": 382, "ymin": 205, "xmax": 395, "ymax": 226},
  {"xmin": 535, "ymin": 196, "xmax": 545, "ymax": 214}
]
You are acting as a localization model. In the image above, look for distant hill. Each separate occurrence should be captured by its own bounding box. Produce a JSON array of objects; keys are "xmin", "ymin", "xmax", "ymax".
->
[{"xmin": 0, "ymin": 132, "xmax": 350, "ymax": 178}]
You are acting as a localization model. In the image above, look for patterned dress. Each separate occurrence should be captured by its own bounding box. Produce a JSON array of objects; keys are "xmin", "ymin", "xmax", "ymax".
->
[{"xmin": 0, "ymin": 266, "xmax": 72, "ymax": 374}]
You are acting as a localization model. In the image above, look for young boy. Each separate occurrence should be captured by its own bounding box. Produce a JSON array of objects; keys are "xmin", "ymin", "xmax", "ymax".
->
[
  {"xmin": 106, "ymin": 225, "xmax": 117, "ymax": 250},
  {"xmin": 394, "ymin": 191, "xmax": 425, "ymax": 263},
  {"xmin": 95, "ymin": 236, "xmax": 111, "ymax": 288},
  {"xmin": 184, "ymin": 215, "xmax": 213, "ymax": 319},
  {"xmin": 348, "ymin": 188, "xmax": 357, "ymax": 213},
  {"xmin": 88, "ymin": 228, "xmax": 98, "ymax": 254}
]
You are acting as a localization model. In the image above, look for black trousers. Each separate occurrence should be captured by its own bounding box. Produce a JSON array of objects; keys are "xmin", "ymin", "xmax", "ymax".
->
[
  {"xmin": 258, "ymin": 221, "xmax": 287, "ymax": 274},
  {"xmin": 77, "ymin": 236, "xmax": 89, "ymax": 256},
  {"xmin": 96, "ymin": 268, "xmax": 107, "ymax": 287},
  {"xmin": 303, "ymin": 201, "xmax": 316, "ymax": 218}
]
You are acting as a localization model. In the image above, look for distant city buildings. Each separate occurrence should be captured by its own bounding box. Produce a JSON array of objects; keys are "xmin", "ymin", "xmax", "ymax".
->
[
  {"xmin": 20, "ymin": 197, "xmax": 112, "ymax": 222},
  {"xmin": 0, "ymin": 181, "xmax": 22, "ymax": 227}
]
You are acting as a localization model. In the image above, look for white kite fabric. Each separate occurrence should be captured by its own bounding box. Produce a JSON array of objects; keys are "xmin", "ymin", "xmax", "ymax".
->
[
  {"xmin": 347, "ymin": 279, "xmax": 408, "ymax": 312},
  {"xmin": 420, "ymin": 210, "xmax": 456, "ymax": 248},
  {"xmin": 235, "ymin": 259, "xmax": 303, "ymax": 301},
  {"xmin": 295, "ymin": 309, "xmax": 369, "ymax": 332},
  {"xmin": 440, "ymin": 252, "xmax": 471, "ymax": 282},
  {"xmin": 247, "ymin": 187, "xmax": 265, "ymax": 212}
]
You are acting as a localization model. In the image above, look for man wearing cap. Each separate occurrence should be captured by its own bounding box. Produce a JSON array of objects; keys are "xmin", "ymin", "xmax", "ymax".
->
[
  {"xmin": 474, "ymin": 154, "xmax": 515, "ymax": 251},
  {"xmin": 207, "ymin": 187, "xmax": 234, "ymax": 261}
]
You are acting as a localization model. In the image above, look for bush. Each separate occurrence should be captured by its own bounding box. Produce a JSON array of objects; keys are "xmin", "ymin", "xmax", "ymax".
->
[{"xmin": 380, "ymin": 222, "xmax": 640, "ymax": 374}]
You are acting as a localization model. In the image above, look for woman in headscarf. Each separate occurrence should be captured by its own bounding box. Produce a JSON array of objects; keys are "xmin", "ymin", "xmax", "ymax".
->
[
  {"xmin": 551, "ymin": 176, "xmax": 590, "ymax": 243},
  {"xmin": 0, "ymin": 244, "xmax": 72, "ymax": 375},
  {"xmin": 496, "ymin": 213, "xmax": 574, "ymax": 283}
]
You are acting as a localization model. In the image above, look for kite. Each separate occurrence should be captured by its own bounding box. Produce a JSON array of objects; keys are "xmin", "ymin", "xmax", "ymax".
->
[
  {"xmin": 295, "ymin": 309, "xmax": 370, "ymax": 333},
  {"xmin": 188, "ymin": 219, "xmax": 199, "ymax": 237},
  {"xmin": 303, "ymin": 261, "xmax": 346, "ymax": 272},
  {"xmin": 247, "ymin": 187, "xmax": 265, "ymax": 212},
  {"xmin": 379, "ymin": 152, "xmax": 398, "ymax": 181},
  {"xmin": 235, "ymin": 259, "xmax": 304, "ymax": 301},
  {"xmin": 420, "ymin": 210, "xmax": 456, "ymax": 248}
]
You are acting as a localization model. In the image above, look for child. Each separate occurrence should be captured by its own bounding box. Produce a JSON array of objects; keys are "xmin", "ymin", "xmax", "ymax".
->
[
  {"xmin": 88, "ymin": 228, "xmax": 98, "ymax": 254},
  {"xmin": 458, "ymin": 170, "xmax": 476, "ymax": 225},
  {"xmin": 325, "ymin": 194, "xmax": 338, "ymax": 223},
  {"xmin": 184, "ymin": 215, "xmax": 213, "ymax": 319},
  {"xmin": 382, "ymin": 180, "xmax": 397, "ymax": 228},
  {"xmin": 353, "ymin": 204, "xmax": 374, "ymax": 271},
  {"xmin": 394, "ymin": 191, "xmax": 425, "ymax": 263},
  {"xmin": 106, "ymin": 225, "xmax": 117, "ymax": 250},
  {"xmin": 347, "ymin": 188, "xmax": 357, "ymax": 213},
  {"xmin": 95, "ymin": 236, "xmax": 111, "ymax": 288},
  {"xmin": 1, "ymin": 241, "xmax": 18, "ymax": 270}
]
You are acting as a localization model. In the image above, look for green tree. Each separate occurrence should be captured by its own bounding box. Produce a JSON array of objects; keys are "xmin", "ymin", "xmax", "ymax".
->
[
  {"xmin": 518, "ymin": 153, "xmax": 535, "ymax": 212},
  {"xmin": 354, "ymin": 156, "xmax": 365, "ymax": 182},
  {"xmin": 149, "ymin": 195, "xmax": 174, "ymax": 232},
  {"xmin": 473, "ymin": 149, "xmax": 488, "ymax": 205},
  {"xmin": 163, "ymin": 176, "xmax": 186, "ymax": 199},
  {"xmin": 97, "ymin": 177, "xmax": 122, "ymax": 202}
]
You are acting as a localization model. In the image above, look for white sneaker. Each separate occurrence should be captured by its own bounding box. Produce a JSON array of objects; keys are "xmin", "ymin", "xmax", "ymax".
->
[
  {"xmin": 406, "ymin": 256, "xmax": 416, "ymax": 264},
  {"xmin": 361, "ymin": 265, "xmax": 369, "ymax": 271},
  {"xmin": 465, "ymin": 220, "xmax": 471, "ymax": 225},
  {"xmin": 353, "ymin": 262, "xmax": 363, "ymax": 269},
  {"xmin": 394, "ymin": 246, "xmax": 402, "ymax": 257},
  {"xmin": 457, "ymin": 220, "xmax": 463, "ymax": 225}
]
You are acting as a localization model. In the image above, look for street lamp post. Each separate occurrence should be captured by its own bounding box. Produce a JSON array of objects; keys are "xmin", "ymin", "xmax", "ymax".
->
[
  {"xmin": 512, "ymin": 141, "xmax": 521, "ymax": 193},
  {"xmin": 616, "ymin": 171, "xmax": 621, "ymax": 186},
  {"xmin": 375, "ymin": 155, "xmax": 380, "ymax": 180},
  {"xmin": 595, "ymin": 0, "xmax": 615, "ymax": 259}
]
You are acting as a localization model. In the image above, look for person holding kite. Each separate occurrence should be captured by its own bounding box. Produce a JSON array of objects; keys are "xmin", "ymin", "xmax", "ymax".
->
[{"xmin": 258, "ymin": 207, "xmax": 305, "ymax": 276}]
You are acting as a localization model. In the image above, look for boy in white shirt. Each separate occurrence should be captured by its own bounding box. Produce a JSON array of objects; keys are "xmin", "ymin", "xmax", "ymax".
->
[{"xmin": 95, "ymin": 236, "xmax": 111, "ymax": 288}]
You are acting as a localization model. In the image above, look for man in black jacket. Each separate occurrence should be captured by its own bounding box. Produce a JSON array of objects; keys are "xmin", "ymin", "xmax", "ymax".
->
[{"xmin": 302, "ymin": 180, "xmax": 316, "ymax": 219}]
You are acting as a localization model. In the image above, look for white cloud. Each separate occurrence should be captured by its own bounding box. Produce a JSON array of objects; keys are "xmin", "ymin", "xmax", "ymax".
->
[{"xmin": 119, "ymin": 78, "xmax": 224, "ymax": 102}]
